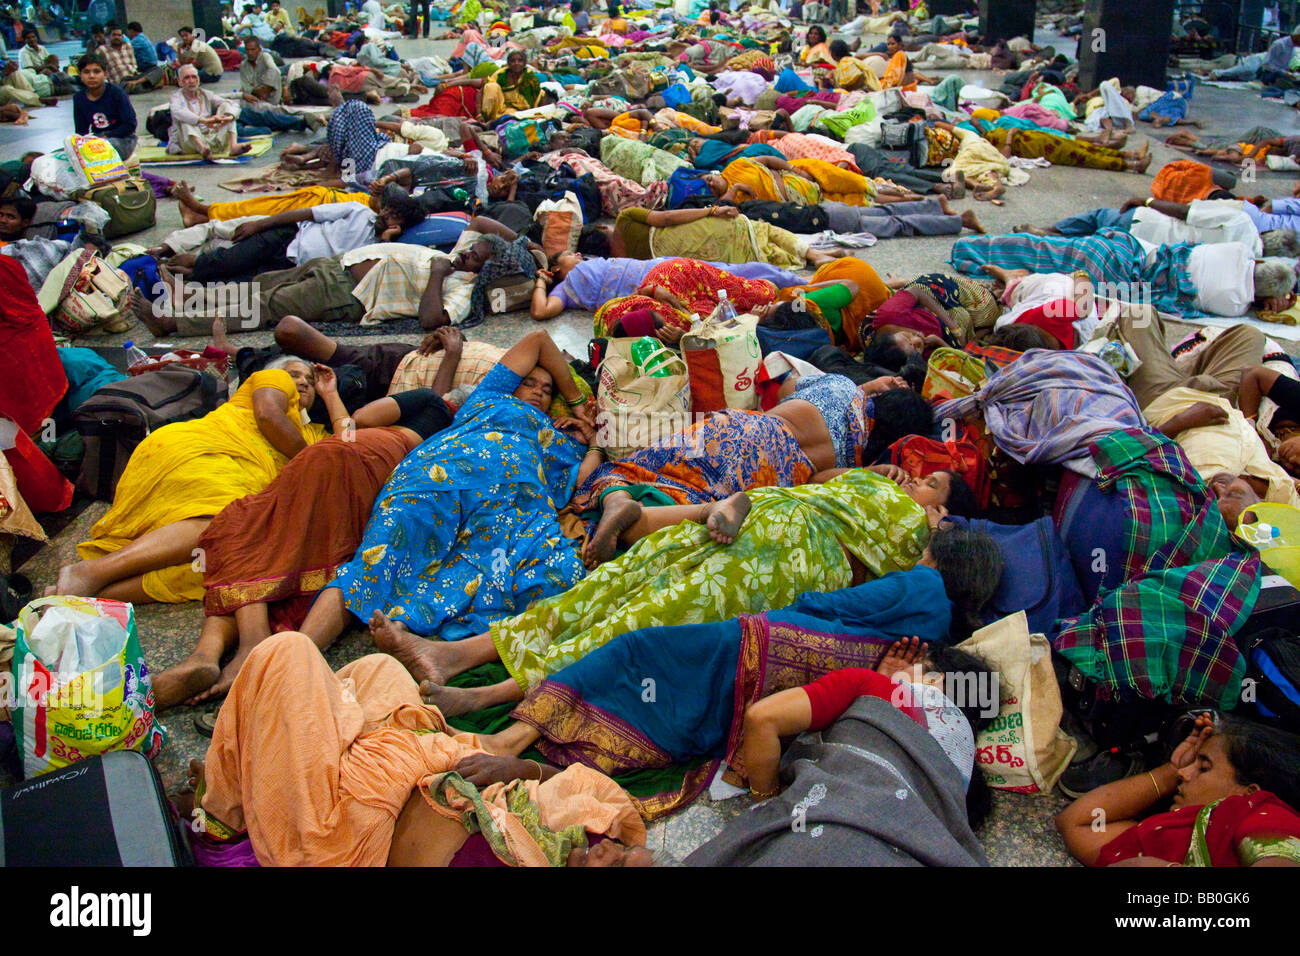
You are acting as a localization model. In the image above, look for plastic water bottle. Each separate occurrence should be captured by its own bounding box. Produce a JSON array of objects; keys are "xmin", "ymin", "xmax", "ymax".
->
[
  {"xmin": 123, "ymin": 340, "xmax": 149, "ymax": 370},
  {"xmin": 713, "ymin": 288, "xmax": 738, "ymax": 324}
]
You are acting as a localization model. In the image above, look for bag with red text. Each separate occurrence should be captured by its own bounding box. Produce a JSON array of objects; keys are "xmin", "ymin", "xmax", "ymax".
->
[
  {"xmin": 681, "ymin": 311, "xmax": 761, "ymax": 413},
  {"xmin": 12, "ymin": 596, "xmax": 166, "ymax": 779},
  {"xmin": 957, "ymin": 611, "xmax": 1076, "ymax": 794}
]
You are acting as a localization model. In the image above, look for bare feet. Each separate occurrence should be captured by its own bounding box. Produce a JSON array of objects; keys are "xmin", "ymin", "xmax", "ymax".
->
[
  {"xmin": 701, "ymin": 491, "xmax": 751, "ymax": 545},
  {"xmin": 211, "ymin": 317, "xmax": 230, "ymax": 354},
  {"xmin": 960, "ymin": 209, "xmax": 985, "ymax": 234},
  {"xmin": 153, "ymin": 656, "xmax": 221, "ymax": 711},
  {"xmin": 171, "ymin": 181, "xmax": 209, "ymax": 227},
  {"xmin": 46, "ymin": 561, "xmax": 101, "ymax": 598},
  {"xmin": 417, "ymin": 680, "xmax": 486, "ymax": 718},
  {"xmin": 230, "ymin": 143, "xmax": 252, "ymax": 157},
  {"xmin": 369, "ymin": 610, "xmax": 446, "ymax": 684},
  {"xmin": 583, "ymin": 496, "xmax": 641, "ymax": 568}
]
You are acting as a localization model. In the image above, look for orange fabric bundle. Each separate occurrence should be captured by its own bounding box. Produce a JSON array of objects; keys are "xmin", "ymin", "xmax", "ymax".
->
[{"xmin": 1150, "ymin": 159, "xmax": 1219, "ymax": 203}]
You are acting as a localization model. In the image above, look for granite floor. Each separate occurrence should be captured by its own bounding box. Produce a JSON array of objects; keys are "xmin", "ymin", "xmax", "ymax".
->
[{"xmin": 7, "ymin": 23, "xmax": 1295, "ymax": 865}]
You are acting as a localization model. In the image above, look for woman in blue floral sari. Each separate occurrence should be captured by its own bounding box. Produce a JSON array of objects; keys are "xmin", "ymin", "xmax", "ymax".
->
[{"xmin": 299, "ymin": 330, "xmax": 603, "ymax": 648}]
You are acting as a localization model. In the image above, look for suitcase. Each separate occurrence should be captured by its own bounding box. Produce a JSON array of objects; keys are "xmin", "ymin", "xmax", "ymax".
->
[{"xmin": 0, "ymin": 750, "xmax": 192, "ymax": 866}]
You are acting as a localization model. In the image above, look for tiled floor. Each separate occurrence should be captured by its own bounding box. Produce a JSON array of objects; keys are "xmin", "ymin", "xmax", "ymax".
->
[{"xmin": 7, "ymin": 25, "xmax": 1297, "ymax": 865}]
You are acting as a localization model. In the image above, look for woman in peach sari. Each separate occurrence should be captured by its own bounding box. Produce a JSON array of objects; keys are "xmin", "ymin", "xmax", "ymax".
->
[{"xmin": 193, "ymin": 631, "xmax": 650, "ymax": 867}]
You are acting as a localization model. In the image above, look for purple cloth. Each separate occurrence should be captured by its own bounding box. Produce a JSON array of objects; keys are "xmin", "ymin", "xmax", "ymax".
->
[
  {"xmin": 775, "ymin": 90, "xmax": 840, "ymax": 113},
  {"xmin": 554, "ymin": 257, "xmax": 803, "ymax": 310},
  {"xmin": 141, "ymin": 170, "xmax": 174, "ymax": 199},
  {"xmin": 191, "ymin": 834, "xmax": 262, "ymax": 866}
]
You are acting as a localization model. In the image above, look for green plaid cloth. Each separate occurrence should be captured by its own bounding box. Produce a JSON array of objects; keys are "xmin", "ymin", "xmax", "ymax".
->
[{"xmin": 1054, "ymin": 428, "xmax": 1261, "ymax": 708}]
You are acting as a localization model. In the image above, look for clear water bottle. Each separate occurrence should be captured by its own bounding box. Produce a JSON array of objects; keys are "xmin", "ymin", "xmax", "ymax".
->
[
  {"xmin": 712, "ymin": 288, "xmax": 738, "ymax": 324},
  {"xmin": 123, "ymin": 340, "xmax": 150, "ymax": 370}
]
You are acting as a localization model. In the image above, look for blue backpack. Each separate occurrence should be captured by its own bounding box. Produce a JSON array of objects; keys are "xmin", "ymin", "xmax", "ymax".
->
[
  {"xmin": 948, "ymin": 515, "xmax": 1088, "ymax": 639},
  {"xmin": 1247, "ymin": 629, "xmax": 1300, "ymax": 731},
  {"xmin": 666, "ymin": 168, "xmax": 713, "ymax": 209}
]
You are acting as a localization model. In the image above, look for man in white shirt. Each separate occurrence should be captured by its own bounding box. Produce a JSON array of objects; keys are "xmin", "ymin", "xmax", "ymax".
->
[
  {"xmin": 173, "ymin": 191, "xmax": 426, "ymax": 283},
  {"xmin": 1029, "ymin": 197, "xmax": 1263, "ymax": 255}
]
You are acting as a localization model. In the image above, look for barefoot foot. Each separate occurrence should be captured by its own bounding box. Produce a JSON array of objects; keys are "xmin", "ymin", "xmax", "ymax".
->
[
  {"xmin": 418, "ymin": 680, "xmax": 484, "ymax": 718},
  {"xmin": 702, "ymin": 491, "xmax": 752, "ymax": 545},
  {"xmin": 154, "ymin": 656, "xmax": 221, "ymax": 711},
  {"xmin": 369, "ymin": 610, "xmax": 447, "ymax": 684},
  {"xmin": 583, "ymin": 496, "xmax": 642, "ymax": 568}
]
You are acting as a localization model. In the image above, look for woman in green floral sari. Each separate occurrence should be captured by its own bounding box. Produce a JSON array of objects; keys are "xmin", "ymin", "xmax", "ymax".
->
[{"xmin": 369, "ymin": 468, "xmax": 952, "ymax": 715}]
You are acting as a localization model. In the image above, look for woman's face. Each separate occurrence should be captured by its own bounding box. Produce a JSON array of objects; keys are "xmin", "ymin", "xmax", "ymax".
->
[
  {"xmin": 284, "ymin": 361, "xmax": 316, "ymax": 409},
  {"xmin": 809, "ymin": 27, "xmax": 825, "ymax": 46},
  {"xmin": 706, "ymin": 173, "xmax": 726, "ymax": 196},
  {"xmin": 891, "ymin": 329, "xmax": 925, "ymax": 355},
  {"xmin": 507, "ymin": 52, "xmax": 526, "ymax": 75},
  {"xmin": 555, "ymin": 251, "xmax": 582, "ymax": 276},
  {"xmin": 903, "ymin": 471, "xmax": 951, "ymax": 509},
  {"xmin": 1172, "ymin": 734, "xmax": 1254, "ymax": 809},
  {"xmin": 514, "ymin": 366, "xmax": 555, "ymax": 411},
  {"xmin": 886, "ymin": 35, "xmax": 900, "ymax": 54}
]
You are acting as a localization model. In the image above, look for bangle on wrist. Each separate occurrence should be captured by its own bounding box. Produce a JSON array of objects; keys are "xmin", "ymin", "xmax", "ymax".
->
[{"xmin": 565, "ymin": 394, "xmax": 589, "ymax": 407}]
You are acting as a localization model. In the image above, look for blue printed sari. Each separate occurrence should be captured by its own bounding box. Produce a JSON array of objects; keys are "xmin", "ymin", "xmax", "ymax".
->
[{"xmin": 327, "ymin": 363, "xmax": 587, "ymax": 640}]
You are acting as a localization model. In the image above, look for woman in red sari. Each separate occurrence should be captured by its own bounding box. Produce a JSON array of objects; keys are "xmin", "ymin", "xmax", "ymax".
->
[
  {"xmin": 0, "ymin": 256, "xmax": 72, "ymax": 514},
  {"xmin": 637, "ymin": 258, "xmax": 778, "ymax": 317},
  {"xmin": 1057, "ymin": 714, "xmax": 1300, "ymax": 867}
]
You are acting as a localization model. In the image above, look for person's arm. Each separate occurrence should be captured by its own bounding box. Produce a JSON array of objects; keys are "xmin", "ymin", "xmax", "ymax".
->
[
  {"xmin": 230, "ymin": 205, "xmax": 316, "ymax": 240},
  {"xmin": 740, "ymin": 687, "xmax": 813, "ymax": 796},
  {"xmin": 168, "ymin": 90, "xmax": 203, "ymax": 125},
  {"xmin": 453, "ymin": 752, "xmax": 561, "ymax": 785},
  {"xmin": 437, "ymin": 76, "xmax": 487, "ymax": 91},
  {"xmin": 530, "ymin": 270, "xmax": 566, "ymax": 320},
  {"xmin": 252, "ymin": 386, "xmax": 311, "ymax": 458},
  {"xmin": 1055, "ymin": 763, "xmax": 1177, "ymax": 866},
  {"xmin": 907, "ymin": 283, "xmax": 953, "ymax": 327},
  {"xmin": 312, "ymin": 365, "xmax": 350, "ymax": 434},
  {"xmin": 111, "ymin": 85, "xmax": 137, "ymax": 137},
  {"xmin": 351, "ymin": 395, "xmax": 402, "ymax": 427},
  {"xmin": 501, "ymin": 328, "xmax": 583, "ymax": 406},
  {"xmin": 1238, "ymin": 365, "xmax": 1282, "ymax": 420},
  {"xmin": 644, "ymin": 206, "xmax": 738, "ymax": 227},
  {"xmin": 428, "ymin": 327, "xmax": 462, "ymax": 395},
  {"xmin": 467, "ymin": 215, "xmax": 518, "ymax": 241},
  {"xmin": 416, "ymin": 256, "xmax": 455, "ymax": 330}
]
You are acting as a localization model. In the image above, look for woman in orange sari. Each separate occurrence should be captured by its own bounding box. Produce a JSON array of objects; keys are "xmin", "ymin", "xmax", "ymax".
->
[
  {"xmin": 778, "ymin": 258, "xmax": 891, "ymax": 351},
  {"xmin": 881, "ymin": 34, "xmax": 936, "ymax": 91},
  {"xmin": 1058, "ymin": 714, "xmax": 1300, "ymax": 868}
]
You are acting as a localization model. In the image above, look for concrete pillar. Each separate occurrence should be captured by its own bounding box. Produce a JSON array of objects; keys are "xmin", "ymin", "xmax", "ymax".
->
[
  {"xmin": 120, "ymin": 0, "xmax": 191, "ymax": 40},
  {"xmin": 1076, "ymin": 0, "xmax": 1177, "ymax": 91},
  {"xmin": 188, "ymin": 0, "xmax": 224, "ymax": 40},
  {"xmin": 927, "ymin": 0, "xmax": 970, "ymax": 15},
  {"xmin": 978, "ymin": 0, "xmax": 1036, "ymax": 43},
  {"xmin": 1238, "ymin": 0, "xmax": 1268, "ymax": 51}
]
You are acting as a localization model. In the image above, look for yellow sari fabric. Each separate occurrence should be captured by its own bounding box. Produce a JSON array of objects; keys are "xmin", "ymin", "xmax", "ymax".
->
[
  {"xmin": 78, "ymin": 369, "xmax": 326, "ymax": 602},
  {"xmin": 789, "ymin": 157, "xmax": 875, "ymax": 205},
  {"xmin": 833, "ymin": 57, "xmax": 881, "ymax": 91},
  {"xmin": 722, "ymin": 157, "xmax": 821, "ymax": 204}
]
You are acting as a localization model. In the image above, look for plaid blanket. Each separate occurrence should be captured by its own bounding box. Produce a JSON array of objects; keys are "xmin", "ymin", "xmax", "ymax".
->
[
  {"xmin": 949, "ymin": 228, "xmax": 1206, "ymax": 318},
  {"xmin": 1054, "ymin": 552, "xmax": 1260, "ymax": 708}
]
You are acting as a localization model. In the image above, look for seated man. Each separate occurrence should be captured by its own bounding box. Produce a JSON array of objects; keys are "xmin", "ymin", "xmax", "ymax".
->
[
  {"xmin": 189, "ymin": 631, "xmax": 650, "ymax": 867},
  {"xmin": 173, "ymin": 25, "xmax": 224, "ymax": 83},
  {"xmin": 236, "ymin": 36, "xmax": 307, "ymax": 135},
  {"xmin": 16, "ymin": 27, "xmax": 70, "ymax": 94}
]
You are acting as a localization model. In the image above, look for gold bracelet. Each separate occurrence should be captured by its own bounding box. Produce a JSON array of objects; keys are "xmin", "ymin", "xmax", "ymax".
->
[
  {"xmin": 527, "ymin": 759, "xmax": 544, "ymax": 781},
  {"xmin": 1147, "ymin": 770, "xmax": 1163, "ymax": 799},
  {"xmin": 750, "ymin": 785, "xmax": 778, "ymax": 800}
]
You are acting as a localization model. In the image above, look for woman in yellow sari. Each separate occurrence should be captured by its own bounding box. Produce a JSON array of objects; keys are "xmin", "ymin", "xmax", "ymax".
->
[
  {"xmin": 58, "ymin": 360, "xmax": 342, "ymax": 604},
  {"xmin": 799, "ymin": 25, "xmax": 836, "ymax": 71},
  {"xmin": 439, "ymin": 50, "xmax": 545, "ymax": 123},
  {"xmin": 707, "ymin": 156, "xmax": 822, "ymax": 204},
  {"xmin": 788, "ymin": 157, "xmax": 878, "ymax": 205}
]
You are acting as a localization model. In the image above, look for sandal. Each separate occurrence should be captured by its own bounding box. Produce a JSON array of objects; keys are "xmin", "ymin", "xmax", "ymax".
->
[
  {"xmin": 193, "ymin": 710, "xmax": 219, "ymax": 738},
  {"xmin": 0, "ymin": 573, "xmax": 32, "ymax": 624}
]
